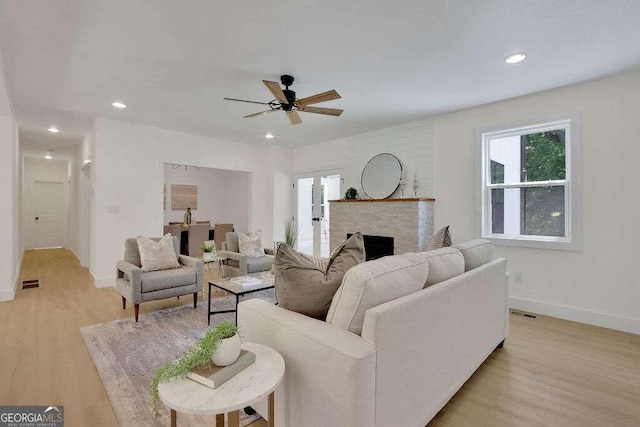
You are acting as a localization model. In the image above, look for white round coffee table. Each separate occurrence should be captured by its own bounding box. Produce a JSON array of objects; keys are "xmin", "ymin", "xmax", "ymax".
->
[{"xmin": 158, "ymin": 342, "xmax": 284, "ymax": 427}]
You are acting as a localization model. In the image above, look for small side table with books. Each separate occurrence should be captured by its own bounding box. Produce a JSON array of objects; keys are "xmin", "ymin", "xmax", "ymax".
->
[
  {"xmin": 158, "ymin": 342, "xmax": 284, "ymax": 427},
  {"xmin": 208, "ymin": 273, "xmax": 274, "ymax": 325}
]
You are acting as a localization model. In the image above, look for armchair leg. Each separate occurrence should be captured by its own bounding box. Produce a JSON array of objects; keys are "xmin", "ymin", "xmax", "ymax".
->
[
  {"xmin": 134, "ymin": 304, "xmax": 140, "ymax": 322},
  {"xmin": 122, "ymin": 296, "xmax": 126, "ymax": 310},
  {"xmin": 193, "ymin": 292, "xmax": 198, "ymax": 308}
]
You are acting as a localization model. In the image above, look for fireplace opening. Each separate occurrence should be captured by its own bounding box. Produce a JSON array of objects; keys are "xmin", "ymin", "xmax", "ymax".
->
[{"xmin": 347, "ymin": 233, "xmax": 394, "ymax": 261}]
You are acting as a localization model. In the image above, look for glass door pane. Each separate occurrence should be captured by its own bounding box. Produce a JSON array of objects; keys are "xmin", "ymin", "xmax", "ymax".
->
[
  {"xmin": 296, "ymin": 177, "xmax": 314, "ymax": 256},
  {"xmin": 295, "ymin": 172, "xmax": 341, "ymax": 258},
  {"xmin": 320, "ymin": 174, "xmax": 341, "ymax": 257}
]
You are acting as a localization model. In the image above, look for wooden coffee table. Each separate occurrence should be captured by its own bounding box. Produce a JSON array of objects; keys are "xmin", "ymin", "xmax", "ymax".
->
[
  {"xmin": 158, "ymin": 342, "xmax": 284, "ymax": 427},
  {"xmin": 208, "ymin": 273, "xmax": 274, "ymax": 325}
]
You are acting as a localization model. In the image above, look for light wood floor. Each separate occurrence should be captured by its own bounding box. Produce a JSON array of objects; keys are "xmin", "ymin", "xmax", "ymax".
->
[{"xmin": 1, "ymin": 249, "xmax": 639, "ymax": 426}]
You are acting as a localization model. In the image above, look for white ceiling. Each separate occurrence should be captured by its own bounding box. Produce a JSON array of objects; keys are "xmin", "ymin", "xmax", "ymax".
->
[{"xmin": 1, "ymin": 0, "xmax": 640, "ymax": 149}]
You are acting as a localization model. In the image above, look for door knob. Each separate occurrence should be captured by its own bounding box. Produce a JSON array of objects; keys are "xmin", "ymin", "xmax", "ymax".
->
[{"xmin": 35, "ymin": 217, "xmax": 39, "ymax": 220}]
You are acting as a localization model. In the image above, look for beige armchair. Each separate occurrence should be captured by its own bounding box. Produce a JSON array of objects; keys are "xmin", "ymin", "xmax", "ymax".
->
[
  {"xmin": 217, "ymin": 231, "xmax": 274, "ymax": 277},
  {"xmin": 115, "ymin": 236, "xmax": 204, "ymax": 321}
]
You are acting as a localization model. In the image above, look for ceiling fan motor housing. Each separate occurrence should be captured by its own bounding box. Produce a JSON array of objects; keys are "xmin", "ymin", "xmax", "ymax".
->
[{"xmin": 282, "ymin": 89, "xmax": 296, "ymax": 110}]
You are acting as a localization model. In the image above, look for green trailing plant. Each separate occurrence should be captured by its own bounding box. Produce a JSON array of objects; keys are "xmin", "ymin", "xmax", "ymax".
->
[
  {"xmin": 150, "ymin": 322, "xmax": 239, "ymax": 417},
  {"xmin": 200, "ymin": 243, "xmax": 216, "ymax": 253},
  {"xmin": 284, "ymin": 219, "xmax": 298, "ymax": 248},
  {"xmin": 344, "ymin": 187, "xmax": 358, "ymax": 199}
]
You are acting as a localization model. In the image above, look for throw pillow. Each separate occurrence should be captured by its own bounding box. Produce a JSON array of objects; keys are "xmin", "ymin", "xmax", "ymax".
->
[
  {"xmin": 274, "ymin": 232, "xmax": 365, "ymax": 319},
  {"xmin": 238, "ymin": 230, "xmax": 265, "ymax": 257},
  {"xmin": 404, "ymin": 247, "xmax": 464, "ymax": 287},
  {"xmin": 425, "ymin": 225, "xmax": 452, "ymax": 250},
  {"xmin": 136, "ymin": 234, "xmax": 181, "ymax": 272},
  {"xmin": 452, "ymin": 239, "xmax": 494, "ymax": 271},
  {"xmin": 326, "ymin": 253, "xmax": 429, "ymax": 335}
]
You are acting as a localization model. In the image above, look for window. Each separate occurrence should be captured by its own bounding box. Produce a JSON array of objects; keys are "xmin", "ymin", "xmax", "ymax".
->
[{"xmin": 477, "ymin": 116, "xmax": 581, "ymax": 250}]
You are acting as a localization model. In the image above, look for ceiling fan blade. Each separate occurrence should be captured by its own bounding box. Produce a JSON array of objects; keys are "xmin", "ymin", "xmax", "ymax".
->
[
  {"xmin": 297, "ymin": 106, "xmax": 343, "ymax": 116},
  {"xmin": 262, "ymin": 80, "xmax": 288, "ymax": 104},
  {"xmin": 243, "ymin": 109, "xmax": 277, "ymax": 118},
  {"xmin": 287, "ymin": 110, "xmax": 302, "ymax": 125},
  {"xmin": 223, "ymin": 97, "xmax": 270, "ymax": 105},
  {"xmin": 296, "ymin": 90, "xmax": 341, "ymax": 106}
]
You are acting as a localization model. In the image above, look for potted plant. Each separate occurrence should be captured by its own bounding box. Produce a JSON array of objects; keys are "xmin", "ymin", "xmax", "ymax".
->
[
  {"xmin": 201, "ymin": 242, "xmax": 216, "ymax": 261},
  {"xmin": 344, "ymin": 187, "xmax": 358, "ymax": 199},
  {"xmin": 150, "ymin": 322, "xmax": 240, "ymax": 417},
  {"xmin": 284, "ymin": 219, "xmax": 298, "ymax": 248}
]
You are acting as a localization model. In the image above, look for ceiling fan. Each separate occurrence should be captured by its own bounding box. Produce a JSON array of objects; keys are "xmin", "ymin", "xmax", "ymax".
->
[{"xmin": 224, "ymin": 75, "xmax": 343, "ymax": 125}]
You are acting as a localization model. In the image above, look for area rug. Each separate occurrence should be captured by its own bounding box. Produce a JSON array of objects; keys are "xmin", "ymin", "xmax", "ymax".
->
[{"xmin": 81, "ymin": 290, "xmax": 276, "ymax": 427}]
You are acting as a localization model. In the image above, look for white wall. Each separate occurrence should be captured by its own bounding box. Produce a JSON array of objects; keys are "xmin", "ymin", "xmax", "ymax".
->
[
  {"xmin": 89, "ymin": 118, "xmax": 281, "ymax": 286},
  {"xmin": 0, "ymin": 57, "xmax": 20, "ymax": 301},
  {"xmin": 163, "ymin": 165, "xmax": 250, "ymax": 232},
  {"xmin": 293, "ymin": 120, "xmax": 434, "ymax": 198},
  {"xmin": 293, "ymin": 70, "xmax": 640, "ymax": 334},
  {"xmin": 432, "ymin": 70, "xmax": 640, "ymax": 334}
]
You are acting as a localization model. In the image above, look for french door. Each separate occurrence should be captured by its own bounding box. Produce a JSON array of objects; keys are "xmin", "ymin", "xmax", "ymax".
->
[{"xmin": 294, "ymin": 171, "xmax": 342, "ymax": 258}]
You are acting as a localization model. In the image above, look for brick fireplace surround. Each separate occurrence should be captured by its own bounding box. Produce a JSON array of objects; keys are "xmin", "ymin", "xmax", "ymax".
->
[{"xmin": 329, "ymin": 198, "xmax": 435, "ymax": 256}]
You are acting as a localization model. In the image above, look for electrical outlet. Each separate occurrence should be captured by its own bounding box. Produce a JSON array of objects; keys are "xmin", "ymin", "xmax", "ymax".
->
[{"xmin": 514, "ymin": 272, "xmax": 523, "ymax": 283}]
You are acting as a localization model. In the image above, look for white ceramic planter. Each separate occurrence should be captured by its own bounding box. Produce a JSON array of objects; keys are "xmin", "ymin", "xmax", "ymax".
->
[
  {"xmin": 211, "ymin": 333, "xmax": 241, "ymax": 366},
  {"xmin": 203, "ymin": 252, "xmax": 215, "ymax": 261}
]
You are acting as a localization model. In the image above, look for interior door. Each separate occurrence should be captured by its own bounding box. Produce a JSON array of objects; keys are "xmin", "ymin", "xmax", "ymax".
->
[
  {"xmin": 295, "ymin": 172, "xmax": 341, "ymax": 257},
  {"xmin": 29, "ymin": 180, "xmax": 68, "ymax": 249}
]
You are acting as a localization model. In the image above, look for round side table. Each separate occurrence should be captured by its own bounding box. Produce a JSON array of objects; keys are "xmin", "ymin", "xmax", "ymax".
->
[{"xmin": 158, "ymin": 342, "xmax": 284, "ymax": 427}]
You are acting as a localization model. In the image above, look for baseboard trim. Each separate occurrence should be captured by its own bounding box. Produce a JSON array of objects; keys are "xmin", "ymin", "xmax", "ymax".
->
[
  {"xmin": 0, "ymin": 288, "xmax": 15, "ymax": 302},
  {"xmin": 94, "ymin": 276, "xmax": 115, "ymax": 288},
  {"xmin": 509, "ymin": 296, "xmax": 640, "ymax": 335}
]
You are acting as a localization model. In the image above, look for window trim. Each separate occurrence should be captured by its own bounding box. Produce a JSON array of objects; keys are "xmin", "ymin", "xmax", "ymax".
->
[{"xmin": 475, "ymin": 114, "xmax": 582, "ymax": 251}]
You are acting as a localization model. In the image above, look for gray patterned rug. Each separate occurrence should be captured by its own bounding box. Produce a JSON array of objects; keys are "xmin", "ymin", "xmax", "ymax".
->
[{"xmin": 81, "ymin": 290, "xmax": 275, "ymax": 426}]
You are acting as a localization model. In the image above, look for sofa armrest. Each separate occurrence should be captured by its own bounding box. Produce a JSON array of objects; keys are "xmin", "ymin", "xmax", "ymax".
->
[
  {"xmin": 116, "ymin": 260, "xmax": 142, "ymax": 303},
  {"xmin": 116, "ymin": 260, "xmax": 141, "ymax": 283},
  {"xmin": 178, "ymin": 255, "xmax": 204, "ymax": 291},
  {"xmin": 238, "ymin": 299, "xmax": 376, "ymax": 426}
]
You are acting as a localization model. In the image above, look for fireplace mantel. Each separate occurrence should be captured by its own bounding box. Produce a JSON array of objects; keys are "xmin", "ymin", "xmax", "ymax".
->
[
  {"xmin": 329, "ymin": 198, "xmax": 435, "ymax": 255},
  {"xmin": 329, "ymin": 197, "xmax": 435, "ymax": 203}
]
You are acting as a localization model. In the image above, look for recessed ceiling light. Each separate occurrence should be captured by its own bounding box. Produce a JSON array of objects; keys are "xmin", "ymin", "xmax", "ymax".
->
[
  {"xmin": 112, "ymin": 101, "xmax": 127, "ymax": 109},
  {"xmin": 47, "ymin": 127, "xmax": 59, "ymax": 133},
  {"xmin": 265, "ymin": 133, "xmax": 274, "ymax": 139},
  {"xmin": 505, "ymin": 53, "xmax": 526, "ymax": 64},
  {"xmin": 44, "ymin": 150, "xmax": 53, "ymax": 160}
]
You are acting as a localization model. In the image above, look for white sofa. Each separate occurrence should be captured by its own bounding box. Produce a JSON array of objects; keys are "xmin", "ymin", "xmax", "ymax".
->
[{"xmin": 238, "ymin": 240, "xmax": 508, "ymax": 426}]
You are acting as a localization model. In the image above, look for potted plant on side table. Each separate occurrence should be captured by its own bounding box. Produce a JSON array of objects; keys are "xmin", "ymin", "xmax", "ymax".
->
[
  {"xmin": 150, "ymin": 322, "xmax": 240, "ymax": 417},
  {"xmin": 201, "ymin": 242, "xmax": 216, "ymax": 261}
]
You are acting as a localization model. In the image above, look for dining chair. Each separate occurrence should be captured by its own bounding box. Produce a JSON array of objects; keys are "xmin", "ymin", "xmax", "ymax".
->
[
  {"xmin": 188, "ymin": 223, "xmax": 210, "ymax": 258},
  {"xmin": 163, "ymin": 224, "xmax": 182, "ymax": 249},
  {"xmin": 214, "ymin": 223, "xmax": 234, "ymax": 251}
]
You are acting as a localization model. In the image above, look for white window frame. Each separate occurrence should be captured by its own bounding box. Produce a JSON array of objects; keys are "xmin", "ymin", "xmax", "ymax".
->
[{"xmin": 475, "ymin": 114, "xmax": 582, "ymax": 251}]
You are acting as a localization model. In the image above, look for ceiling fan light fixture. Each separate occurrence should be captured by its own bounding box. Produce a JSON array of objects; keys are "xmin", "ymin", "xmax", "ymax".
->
[
  {"xmin": 265, "ymin": 133, "xmax": 274, "ymax": 139},
  {"xmin": 47, "ymin": 127, "xmax": 59, "ymax": 133},
  {"xmin": 505, "ymin": 53, "xmax": 527, "ymax": 64},
  {"xmin": 112, "ymin": 101, "xmax": 127, "ymax": 109}
]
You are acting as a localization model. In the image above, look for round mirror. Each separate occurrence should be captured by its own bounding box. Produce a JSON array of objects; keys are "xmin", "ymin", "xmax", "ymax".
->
[{"xmin": 361, "ymin": 153, "xmax": 402, "ymax": 199}]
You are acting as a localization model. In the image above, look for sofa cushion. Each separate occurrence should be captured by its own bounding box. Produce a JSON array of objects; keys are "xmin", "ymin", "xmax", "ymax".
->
[
  {"xmin": 452, "ymin": 239, "xmax": 494, "ymax": 271},
  {"xmin": 136, "ymin": 234, "xmax": 181, "ymax": 272},
  {"xmin": 246, "ymin": 255, "xmax": 274, "ymax": 273},
  {"xmin": 225, "ymin": 232, "xmax": 240, "ymax": 253},
  {"xmin": 141, "ymin": 265, "xmax": 196, "ymax": 293},
  {"xmin": 425, "ymin": 225, "xmax": 452, "ymax": 251},
  {"xmin": 404, "ymin": 247, "xmax": 464, "ymax": 287},
  {"xmin": 239, "ymin": 230, "xmax": 266, "ymax": 257},
  {"xmin": 274, "ymin": 233, "xmax": 365, "ymax": 319},
  {"xmin": 327, "ymin": 254, "xmax": 429, "ymax": 335}
]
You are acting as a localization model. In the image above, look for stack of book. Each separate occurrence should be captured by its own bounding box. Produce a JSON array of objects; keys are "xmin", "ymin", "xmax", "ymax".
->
[
  {"xmin": 187, "ymin": 350, "xmax": 256, "ymax": 390},
  {"xmin": 230, "ymin": 276, "xmax": 264, "ymax": 291}
]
